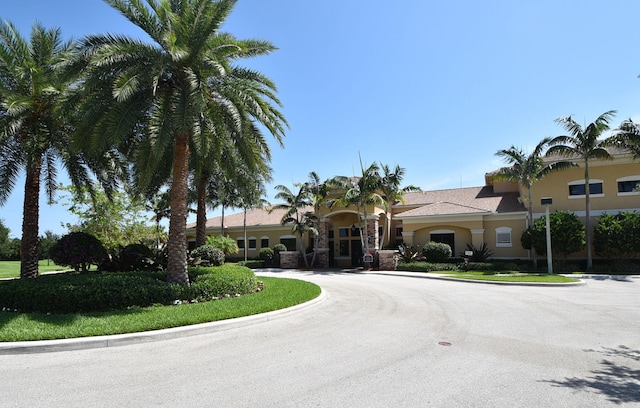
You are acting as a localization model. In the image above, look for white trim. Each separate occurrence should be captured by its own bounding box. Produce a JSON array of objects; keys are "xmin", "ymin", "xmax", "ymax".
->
[
  {"xmin": 616, "ymin": 175, "xmax": 640, "ymax": 196},
  {"xmin": 495, "ymin": 227, "xmax": 512, "ymax": 248},
  {"xmin": 567, "ymin": 179, "xmax": 604, "ymax": 199},
  {"xmin": 430, "ymin": 229, "xmax": 455, "ymax": 234}
]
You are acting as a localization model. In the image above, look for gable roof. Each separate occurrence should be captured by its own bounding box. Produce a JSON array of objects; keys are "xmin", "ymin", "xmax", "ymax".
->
[
  {"xmin": 395, "ymin": 186, "xmax": 524, "ymax": 218},
  {"xmin": 187, "ymin": 185, "xmax": 526, "ymax": 231}
]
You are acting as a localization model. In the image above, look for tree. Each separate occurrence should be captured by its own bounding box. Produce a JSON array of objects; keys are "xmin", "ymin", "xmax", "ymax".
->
[
  {"xmin": 0, "ymin": 219, "xmax": 12, "ymax": 260},
  {"xmin": 611, "ymin": 118, "xmax": 640, "ymax": 160},
  {"xmin": 594, "ymin": 212, "xmax": 640, "ymax": 260},
  {"xmin": 304, "ymin": 171, "xmax": 331, "ymax": 266},
  {"xmin": 39, "ymin": 230, "xmax": 60, "ymax": 262},
  {"xmin": 0, "ymin": 22, "xmax": 112, "ymax": 278},
  {"xmin": 332, "ymin": 158, "xmax": 384, "ymax": 267},
  {"xmin": 379, "ymin": 163, "xmax": 420, "ymax": 249},
  {"xmin": 59, "ymin": 185, "xmax": 159, "ymax": 252},
  {"xmin": 272, "ymin": 183, "xmax": 316, "ymax": 268},
  {"xmin": 521, "ymin": 211, "xmax": 586, "ymax": 264},
  {"xmin": 493, "ymin": 139, "xmax": 574, "ymax": 268},
  {"xmin": 546, "ymin": 110, "xmax": 616, "ymax": 271},
  {"xmin": 73, "ymin": 0, "xmax": 286, "ymax": 285}
]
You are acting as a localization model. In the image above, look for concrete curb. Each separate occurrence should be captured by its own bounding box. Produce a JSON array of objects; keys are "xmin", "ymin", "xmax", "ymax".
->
[
  {"xmin": 0, "ymin": 288, "xmax": 326, "ymax": 355},
  {"xmin": 373, "ymin": 271, "xmax": 587, "ymax": 287}
]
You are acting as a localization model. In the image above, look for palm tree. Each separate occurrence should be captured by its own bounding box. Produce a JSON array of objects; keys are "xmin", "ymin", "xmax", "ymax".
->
[
  {"xmin": 611, "ymin": 118, "xmax": 640, "ymax": 160},
  {"xmin": 493, "ymin": 139, "xmax": 575, "ymax": 268},
  {"xmin": 304, "ymin": 171, "xmax": 330, "ymax": 266},
  {"xmin": 0, "ymin": 22, "xmax": 111, "ymax": 278},
  {"xmin": 72, "ymin": 0, "xmax": 286, "ymax": 285},
  {"xmin": 332, "ymin": 158, "xmax": 384, "ymax": 267},
  {"xmin": 547, "ymin": 110, "xmax": 616, "ymax": 271},
  {"xmin": 379, "ymin": 163, "xmax": 420, "ymax": 249},
  {"xmin": 272, "ymin": 183, "xmax": 316, "ymax": 268}
]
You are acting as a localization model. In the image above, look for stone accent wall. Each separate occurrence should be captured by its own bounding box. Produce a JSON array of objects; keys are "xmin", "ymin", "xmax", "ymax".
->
[
  {"xmin": 279, "ymin": 251, "xmax": 300, "ymax": 269},
  {"xmin": 365, "ymin": 218, "xmax": 379, "ymax": 250},
  {"xmin": 378, "ymin": 250, "xmax": 398, "ymax": 270},
  {"xmin": 315, "ymin": 248, "xmax": 329, "ymax": 268}
]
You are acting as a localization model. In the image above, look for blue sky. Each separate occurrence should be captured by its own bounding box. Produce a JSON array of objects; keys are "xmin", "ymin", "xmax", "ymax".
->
[{"xmin": 2, "ymin": 0, "xmax": 640, "ymax": 238}]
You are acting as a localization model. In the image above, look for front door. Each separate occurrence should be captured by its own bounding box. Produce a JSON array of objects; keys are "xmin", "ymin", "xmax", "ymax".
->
[{"xmin": 351, "ymin": 239, "xmax": 363, "ymax": 267}]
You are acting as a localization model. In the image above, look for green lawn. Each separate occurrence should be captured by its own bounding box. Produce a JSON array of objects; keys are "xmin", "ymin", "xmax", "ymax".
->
[
  {"xmin": 0, "ymin": 276, "xmax": 320, "ymax": 342},
  {"xmin": 0, "ymin": 261, "xmax": 68, "ymax": 279},
  {"xmin": 442, "ymin": 271, "xmax": 579, "ymax": 283}
]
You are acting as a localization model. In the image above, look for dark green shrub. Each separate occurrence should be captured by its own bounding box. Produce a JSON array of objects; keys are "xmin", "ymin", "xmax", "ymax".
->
[
  {"xmin": 423, "ymin": 241, "xmax": 452, "ymax": 262},
  {"xmin": 397, "ymin": 261, "xmax": 459, "ymax": 272},
  {"xmin": 99, "ymin": 243, "xmax": 164, "ymax": 272},
  {"xmin": 521, "ymin": 211, "xmax": 585, "ymax": 260},
  {"xmin": 0, "ymin": 265, "xmax": 258, "ymax": 313},
  {"xmin": 273, "ymin": 243, "xmax": 287, "ymax": 266},
  {"xmin": 49, "ymin": 232, "xmax": 108, "ymax": 272},
  {"xmin": 594, "ymin": 212, "xmax": 640, "ymax": 260},
  {"xmin": 190, "ymin": 245, "xmax": 225, "ymax": 267},
  {"xmin": 238, "ymin": 260, "xmax": 265, "ymax": 269},
  {"xmin": 259, "ymin": 247, "xmax": 274, "ymax": 260}
]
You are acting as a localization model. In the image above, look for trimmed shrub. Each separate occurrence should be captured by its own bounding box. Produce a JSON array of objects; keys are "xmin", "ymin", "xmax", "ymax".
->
[
  {"xmin": 49, "ymin": 232, "xmax": 108, "ymax": 272},
  {"xmin": 190, "ymin": 245, "xmax": 225, "ymax": 267},
  {"xmin": 259, "ymin": 247, "xmax": 274, "ymax": 260},
  {"xmin": 422, "ymin": 241, "xmax": 452, "ymax": 262},
  {"xmin": 0, "ymin": 265, "xmax": 258, "ymax": 313}
]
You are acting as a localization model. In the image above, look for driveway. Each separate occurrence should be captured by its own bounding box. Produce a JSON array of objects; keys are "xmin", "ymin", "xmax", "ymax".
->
[{"xmin": 0, "ymin": 270, "xmax": 638, "ymax": 407}]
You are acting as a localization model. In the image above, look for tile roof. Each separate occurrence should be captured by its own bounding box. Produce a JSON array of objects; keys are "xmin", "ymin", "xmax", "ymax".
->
[
  {"xmin": 187, "ymin": 185, "xmax": 526, "ymax": 230},
  {"xmin": 395, "ymin": 186, "xmax": 525, "ymax": 218}
]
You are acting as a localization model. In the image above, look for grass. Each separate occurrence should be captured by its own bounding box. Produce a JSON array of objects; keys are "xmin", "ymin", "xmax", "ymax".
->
[
  {"xmin": 0, "ymin": 276, "xmax": 321, "ymax": 342},
  {"xmin": 0, "ymin": 260, "xmax": 67, "ymax": 279},
  {"xmin": 441, "ymin": 271, "xmax": 579, "ymax": 283}
]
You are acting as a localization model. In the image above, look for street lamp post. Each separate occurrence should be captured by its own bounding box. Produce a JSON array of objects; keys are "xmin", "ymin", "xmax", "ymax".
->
[{"xmin": 541, "ymin": 197, "xmax": 553, "ymax": 274}]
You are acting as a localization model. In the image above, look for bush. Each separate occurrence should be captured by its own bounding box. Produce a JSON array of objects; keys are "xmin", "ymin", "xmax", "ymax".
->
[
  {"xmin": 99, "ymin": 243, "xmax": 164, "ymax": 272},
  {"xmin": 594, "ymin": 212, "xmax": 640, "ymax": 260},
  {"xmin": 206, "ymin": 235, "xmax": 239, "ymax": 256},
  {"xmin": 521, "ymin": 211, "xmax": 585, "ymax": 260},
  {"xmin": 397, "ymin": 243, "xmax": 420, "ymax": 263},
  {"xmin": 259, "ymin": 247, "xmax": 274, "ymax": 260},
  {"xmin": 460, "ymin": 243, "xmax": 494, "ymax": 262},
  {"xmin": 422, "ymin": 241, "xmax": 452, "ymax": 262},
  {"xmin": 190, "ymin": 245, "xmax": 225, "ymax": 267},
  {"xmin": 397, "ymin": 261, "xmax": 459, "ymax": 272},
  {"xmin": 0, "ymin": 265, "xmax": 259, "ymax": 313},
  {"xmin": 49, "ymin": 232, "xmax": 108, "ymax": 272},
  {"xmin": 273, "ymin": 243, "xmax": 287, "ymax": 266}
]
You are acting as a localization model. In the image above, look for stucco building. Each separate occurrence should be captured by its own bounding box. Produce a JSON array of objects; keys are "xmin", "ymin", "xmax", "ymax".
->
[{"xmin": 186, "ymin": 151, "xmax": 639, "ymax": 267}]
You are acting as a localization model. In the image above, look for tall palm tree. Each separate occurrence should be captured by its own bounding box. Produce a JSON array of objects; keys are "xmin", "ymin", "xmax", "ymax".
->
[
  {"xmin": 612, "ymin": 118, "xmax": 640, "ymax": 160},
  {"xmin": 493, "ymin": 138, "xmax": 575, "ymax": 268},
  {"xmin": 547, "ymin": 110, "xmax": 616, "ymax": 271},
  {"xmin": 72, "ymin": 0, "xmax": 286, "ymax": 285},
  {"xmin": 304, "ymin": 171, "xmax": 330, "ymax": 266},
  {"xmin": 272, "ymin": 183, "xmax": 316, "ymax": 268},
  {"xmin": 332, "ymin": 158, "xmax": 384, "ymax": 267},
  {"xmin": 0, "ymin": 22, "xmax": 111, "ymax": 278},
  {"xmin": 379, "ymin": 163, "xmax": 420, "ymax": 249}
]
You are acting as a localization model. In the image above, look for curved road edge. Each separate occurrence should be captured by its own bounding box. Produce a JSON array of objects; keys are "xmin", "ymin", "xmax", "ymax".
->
[{"xmin": 0, "ymin": 287, "xmax": 327, "ymax": 355}]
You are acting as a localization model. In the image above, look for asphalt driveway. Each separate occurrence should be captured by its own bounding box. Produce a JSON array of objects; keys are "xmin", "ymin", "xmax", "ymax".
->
[{"xmin": 0, "ymin": 270, "xmax": 638, "ymax": 407}]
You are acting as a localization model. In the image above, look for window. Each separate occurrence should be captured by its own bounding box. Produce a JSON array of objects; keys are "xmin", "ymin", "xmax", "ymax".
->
[
  {"xmin": 280, "ymin": 237, "xmax": 296, "ymax": 251},
  {"xmin": 339, "ymin": 227, "xmax": 349, "ymax": 237},
  {"xmin": 495, "ymin": 227, "xmax": 512, "ymax": 247},
  {"xmin": 568, "ymin": 180, "xmax": 603, "ymax": 197},
  {"xmin": 617, "ymin": 176, "xmax": 640, "ymax": 195},
  {"xmin": 237, "ymin": 238, "xmax": 245, "ymax": 249},
  {"xmin": 395, "ymin": 227, "xmax": 403, "ymax": 238},
  {"xmin": 261, "ymin": 237, "xmax": 269, "ymax": 248},
  {"xmin": 339, "ymin": 240, "xmax": 349, "ymax": 256},
  {"xmin": 248, "ymin": 237, "xmax": 256, "ymax": 249}
]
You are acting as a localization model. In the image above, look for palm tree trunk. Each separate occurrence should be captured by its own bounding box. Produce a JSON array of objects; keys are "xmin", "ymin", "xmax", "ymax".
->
[
  {"xmin": 166, "ymin": 132, "xmax": 190, "ymax": 285},
  {"xmin": 299, "ymin": 232, "xmax": 309, "ymax": 267},
  {"xmin": 195, "ymin": 171, "xmax": 209, "ymax": 248},
  {"xmin": 20, "ymin": 163, "xmax": 41, "ymax": 279},
  {"xmin": 584, "ymin": 162, "xmax": 592, "ymax": 271}
]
